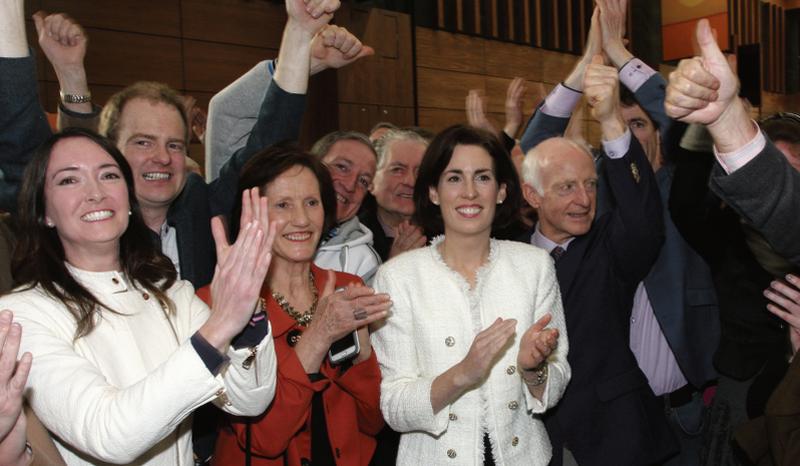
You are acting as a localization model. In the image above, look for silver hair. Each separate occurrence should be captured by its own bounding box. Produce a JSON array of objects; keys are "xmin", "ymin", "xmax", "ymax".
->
[
  {"xmin": 373, "ymin": 129, "xmax": 429, "ymax": 170},
  {"xmin": 522, "ymin": 137, "xmax": 593, "ymax": 195}
]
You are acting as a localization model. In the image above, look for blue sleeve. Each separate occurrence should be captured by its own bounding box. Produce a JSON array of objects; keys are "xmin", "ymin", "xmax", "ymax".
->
[
  {"xmin": 0, "ymin": 54, "xmax": 52, "ymax": 212},
  {"xmin": 208, "ymin": 81, "xmax": 307, "ymax": 217},
  {"xmin": 519, "ymin": 104, "xmax": 570, "ymax": 153}
]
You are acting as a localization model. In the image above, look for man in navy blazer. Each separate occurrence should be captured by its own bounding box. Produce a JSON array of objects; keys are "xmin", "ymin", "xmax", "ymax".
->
[
  {"xmin": 520, "ymin": 50, "xmax": 674, "ymax": 464},
  {"xmin": 520, "ymin": 2, "xmax": 718, "ymax": 463}
]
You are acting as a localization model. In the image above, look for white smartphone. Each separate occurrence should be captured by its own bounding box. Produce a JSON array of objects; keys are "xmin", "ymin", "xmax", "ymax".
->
[{"xmin": 328, "ymin": 330, "xmax": 360, "ymax": 365}]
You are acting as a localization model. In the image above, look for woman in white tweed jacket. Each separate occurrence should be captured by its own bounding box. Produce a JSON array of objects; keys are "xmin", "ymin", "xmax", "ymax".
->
[{"xmin": 371, "ymin": 125, "xmax": 570, "ymax": 465}]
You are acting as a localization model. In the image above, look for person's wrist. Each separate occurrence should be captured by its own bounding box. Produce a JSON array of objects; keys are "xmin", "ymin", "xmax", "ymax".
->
[
  {"xmin": 503, "ymin": 124, "xmax": 519, "ymax": 138},
  {"xmin": 605, "ymin": 41, "xmax": 632, "ymax": 68},
  {"xmin": 599, "ymin": 114, "xmax": 626, "ymax": 140},
  {"xmin": 708, "ymin": 98, "xmax": 756, "ymax": 153},
  {"xmin": 285, "ymin": 18, "xmax": 320, "ymax": 41}
]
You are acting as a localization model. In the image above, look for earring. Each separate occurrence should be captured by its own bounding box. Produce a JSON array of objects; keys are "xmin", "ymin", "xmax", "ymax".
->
[
  {"xmin": 128, "ymin": 210, "xmax": 132, "ymax": 216},
  {"xmin": 45, "ymin": 219, "xmax": 55, "ymax": 228},
  {"xmin": 497, "ymin": 199, "xmax": 504, "ymax": 205},
  {"xmin": 432, "ymin": 200, "xmax": 439, "ymax": 205}
]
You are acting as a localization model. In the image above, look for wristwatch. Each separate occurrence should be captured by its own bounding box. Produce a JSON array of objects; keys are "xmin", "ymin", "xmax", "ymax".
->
[
  {"xmin": 522, "ymin": 363, "xmax": 549, "ymax": 387},
  {"xmin": 60, "ymin": 90, "xmax": 92, "ymax": 104}
]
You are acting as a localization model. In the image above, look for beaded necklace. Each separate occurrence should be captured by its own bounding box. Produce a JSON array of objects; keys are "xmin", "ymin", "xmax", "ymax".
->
[{"xmin": 271, "ymin": 272, "xmax": 318, "ymax": 327}]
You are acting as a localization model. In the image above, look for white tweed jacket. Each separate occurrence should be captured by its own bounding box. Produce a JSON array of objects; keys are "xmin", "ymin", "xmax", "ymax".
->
[
  {"xmin": 2, "ymin": 265, "xmax": 277, "ymax": 466},
  {"xmin": 371, "ymin": 238, "xmax": 570, "ymax": 466}
]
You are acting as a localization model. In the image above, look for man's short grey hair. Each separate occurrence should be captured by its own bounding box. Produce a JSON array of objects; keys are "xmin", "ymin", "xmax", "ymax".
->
[
  {"xmin": 522, "ymin": 137, "xmax": 593, "ymax": 195},
  {"xmin": 310, "ymin": 130, "xmax": 376, "ymax": 160},
  {"xmin": 374, "ymin": 129, "xmax": 429, "ymax": 170}
]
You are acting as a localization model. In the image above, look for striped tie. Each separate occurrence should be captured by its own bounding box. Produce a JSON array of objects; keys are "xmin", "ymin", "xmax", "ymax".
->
[{"xmin": 550, "ymin": 246, "xmax": 565, "ymax": 262}]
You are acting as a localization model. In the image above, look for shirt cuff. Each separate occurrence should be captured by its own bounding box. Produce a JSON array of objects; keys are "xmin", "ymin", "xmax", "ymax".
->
[
  {"xmin": 58, "ymin": 102, "xmax": 101, "ymax": 119},
  {"xmin": 191, "ymin": 332, "xmax": 230, "ymax": 376},
  {"xmin": 231, "ymin": 311, "xmax": 270, "ymax": 350},
  {"xmin": 500, "ymin": 130, "xmax": 516, "ymax": 152},
  {"xmin": 712, "ymin": 122, "xmax": 766, "ymax": 174},
  {"xmin": 602, "ymin": 128, "xmax": 632, "ymax": 159},
  {"xmin": 619, "ymin": 58, "xmax": 656, "ymax": 93},
  {"xmin": 541, "ymin": 83, "xmax": 582, "ymax": 118}
]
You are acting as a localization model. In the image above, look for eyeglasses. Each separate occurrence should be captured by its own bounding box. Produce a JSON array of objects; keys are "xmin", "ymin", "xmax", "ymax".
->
[{"xmin": 761, "ymin": 112, "xmax": 800, "ymax": 126}]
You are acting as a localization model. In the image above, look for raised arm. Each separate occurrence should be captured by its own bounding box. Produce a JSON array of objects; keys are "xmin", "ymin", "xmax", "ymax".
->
[
  {"xmin": 585, "ymin": 55, "xmax": 664, "ymax": 283},
  {"xmin": 205, "ymin": 24, "xmax": 373, "ymax": 181},
  {"xmin": 598, "ymin": 0, "xmax": 672, "ymax": 135},
  {"xmin": 0, "ymin": 0, "xmax": 52, "ymax": 212},
  {"xmin": 209, "ymin": 3, "xmax": 364, "ymax": 216},
  {"xmin": 665, "ymin": 19, "xmax": 800, "ymax": 265},
  {"xmin": 520, "ymin": 7, "xmax": 600, "ymax": 152},
  {"xmin": 32, "ymin": 11, "xmax": 99, "ymax": 131}
]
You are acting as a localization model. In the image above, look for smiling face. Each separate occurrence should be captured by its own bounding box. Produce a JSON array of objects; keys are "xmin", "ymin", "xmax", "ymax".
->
[
  {"xmin": 321, "ymin": 139, "xmax": 376, "ymax": 223},
  {"xmin": 429, "ymin": 145, "xmax": 506, "ymax": 240},
  {"xmin": 523, "ymin": 139, "xmax": 598, "ymax": 244},
  {"xmin": 44, "ymin": 137, "xmax": 130, "ymax": 267},
  {"xmin": 115, "ymin": 97, "xmax": 187, "ymax": 226},
  {"xmin": 265, "ymin": 166, "xmax": 326, "ymax": 265},
  {"xmin": 371, "ymin": 139, "xmax": 427, "ymax": 223}
]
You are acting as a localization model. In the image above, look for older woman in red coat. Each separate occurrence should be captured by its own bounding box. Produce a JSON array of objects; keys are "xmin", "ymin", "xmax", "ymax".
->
[{"xmin": 200, "ymin": 146, "xmax": 390, "ymax": 466}]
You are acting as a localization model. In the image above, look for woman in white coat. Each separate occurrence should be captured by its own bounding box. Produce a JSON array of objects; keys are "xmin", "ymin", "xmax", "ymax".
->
[
  {"xmin": 0, "ymin": 128, "xmax": 278, "ymax": 465},
  {"xmin": 371, "ymin": 125, "xmax": 570, "ymax": 465}
]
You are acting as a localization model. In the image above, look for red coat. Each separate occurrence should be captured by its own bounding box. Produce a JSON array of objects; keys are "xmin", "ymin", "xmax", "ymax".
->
[{"xmin": 198, "ymin": 265, "xmax": 384, "ymax": 466}]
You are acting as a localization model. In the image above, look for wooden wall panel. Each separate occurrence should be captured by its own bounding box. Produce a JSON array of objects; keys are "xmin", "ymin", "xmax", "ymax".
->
[
  {"xmin": 483, "ymin": 40, "xmax": 545, "ymax": 82},
  {"xmin": 339, "ymin": 103, "xmax": 377, "ymax": 135},
  {"xmin": 417, "ymin": 67, "xmax": 486, "ymax": 110},
  {"xmin": 378, "ymin": 106, "xmax": 416, "ymax": 127},
  {"xmin": 417, "ymin": 108, "xmax": 467, "ymax": 133},
  {"xmin": 416, "ymin": 27, "xmax": 486, "ymax": 74},
  {"xmin": 182, "ymin": 40, "xmax": 275, "ymax": 93},
  {"xmin": 41, "ymin": 28, "xmax": 183, "ymax": 89},
  {"xmin": 41, "ymin": 0, "xmax": 181, "ymax": 36},
  {"xmin": 336, "ymin": 7, "xmax": 414, "ymax": 108},
  {"xmin": 181, "ymin": 0, "xmax": 284, "ymax": 49}
]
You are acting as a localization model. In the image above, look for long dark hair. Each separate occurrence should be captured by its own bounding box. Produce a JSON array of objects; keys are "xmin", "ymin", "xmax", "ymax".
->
[
  {"xmin": 12, "ymin": 128, "xmax": 177, "ymax": 339},
  {"xmin": 413, "ymin": 125, "xmax": 524, "ymax": 239}
]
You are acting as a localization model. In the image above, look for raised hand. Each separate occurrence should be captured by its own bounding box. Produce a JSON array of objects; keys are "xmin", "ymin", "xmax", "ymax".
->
[
  {"xmin": 584, "ymin": 54, "xmax": 624, "ymax": 139},
  {"xmin": 202, "ymin": 189, "xmax": 277, "ymax": 351},
  {"xmin": 310, "ymin": 24, "xmax": 375, "ymax": 75},
  {"xmin": 388, "ymin": 220, "xmax": 426, "ymax": 259},
  {"xmin": 465, "ymin": 89, "xmax": 496, "ymax": 135},
  {"xmin": 517, "ymin": 314, "xmax": 559, "ymax": 372},
  {"xmin": 565, "ymin": 7, "xmax": 601, "ymax": 91},
  {"xmin": 503, "ymin": 77, "xmax": 527, "ymax": 138},
  {"xmin": 295, "ymin": 270, "xmax": 391, "ymax": 372},
  {"xmin": 664, "ymin": 19, "xmax": 734, "ymax": 126},
  {"xmin": 597, "ymin": 0, "xmax": 632, "ymax": 68},
  {"xmin": 765, "ymin": 274, "xmax": 800, "ymax": 354},
  {"xmin": 33, "ymin": 11, "xmax": 86, "ymax": 71},
  {"xmin": 286, "ymin": 0, "xmax": 340, "ymax": 36},
  {"xmin": 0, "ymin": 310, "xmax": 33, "ymax": 466},
  {"xmin": 457, "ymin": 318, "xmax": 517, "ymax": 386},
  {"xmin": 309, "ymin": 271, "xmax": 390, "ymax": 344}
]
